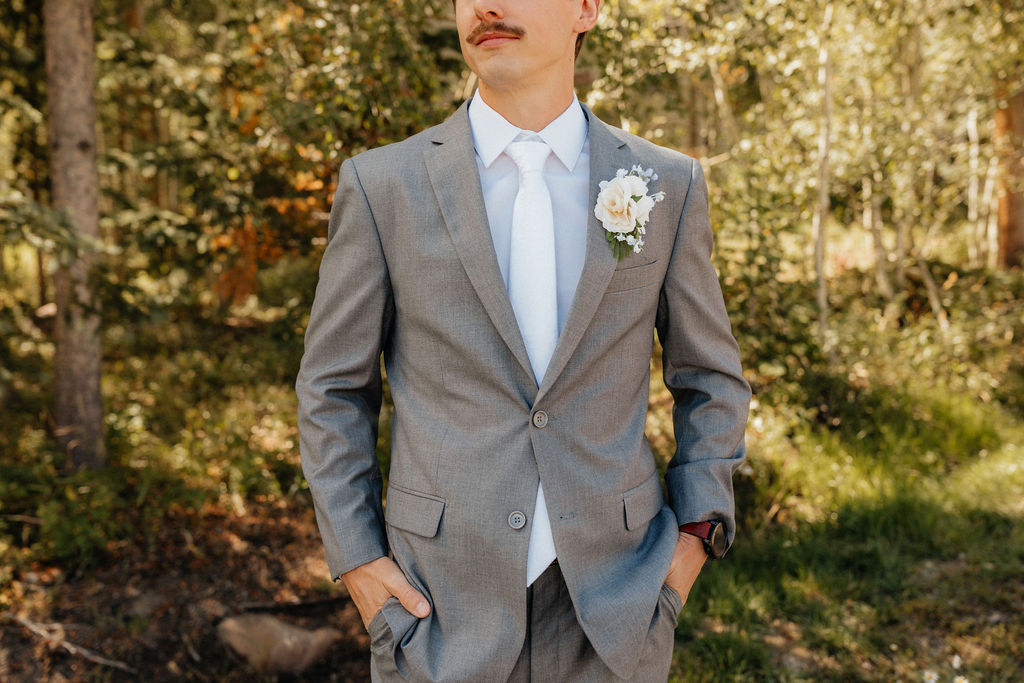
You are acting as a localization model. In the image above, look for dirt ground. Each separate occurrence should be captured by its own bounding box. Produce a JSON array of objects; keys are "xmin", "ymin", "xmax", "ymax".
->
[{"xmin": 0, "ymin": 499, "xmax": 372, "ymax": 682}]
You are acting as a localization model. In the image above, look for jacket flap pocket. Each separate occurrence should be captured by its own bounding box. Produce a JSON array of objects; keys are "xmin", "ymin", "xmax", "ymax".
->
[
  {"xmin": 606, "ymin": 260, "xmax": 660, "ymax": 294},
  {"xmin": 385, "ymin": 484, "xmax": 445, "ymax": 538},
  {"xmin": 622, "ymin": 471, "xmax": 665, "ymax": 531}
]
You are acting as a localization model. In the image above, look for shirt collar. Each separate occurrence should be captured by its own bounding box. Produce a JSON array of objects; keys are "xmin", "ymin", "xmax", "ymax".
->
[{"xmin": 468, "ymin": 90, "xmax": 588, "ymax": 172}]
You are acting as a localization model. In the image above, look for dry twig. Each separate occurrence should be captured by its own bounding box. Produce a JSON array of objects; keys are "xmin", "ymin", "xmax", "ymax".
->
[
  {"xmin": 1, "ymin": 611, "xmax": 138, "ymax": 674},
  {"xmin": 0, "ymin": 514, "xmax": 44, "ymax": 525}
]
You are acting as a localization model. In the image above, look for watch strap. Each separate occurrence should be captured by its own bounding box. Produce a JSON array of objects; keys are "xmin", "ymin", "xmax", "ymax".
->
[{"xmin": 679, "ymin": 521, "xmax": 713, "ymax": 539}]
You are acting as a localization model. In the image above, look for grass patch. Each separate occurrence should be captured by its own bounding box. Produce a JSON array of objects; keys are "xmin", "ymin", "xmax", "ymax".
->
[{"xmin": 663, "ymin": 269, "xmax": 1024, "ymax": 681}]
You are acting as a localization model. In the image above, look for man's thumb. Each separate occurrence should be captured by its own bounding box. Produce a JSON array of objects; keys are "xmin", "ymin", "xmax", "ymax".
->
[{"xmin": 388, "ymin": 576, "xmax": 430, "ymax": 618}]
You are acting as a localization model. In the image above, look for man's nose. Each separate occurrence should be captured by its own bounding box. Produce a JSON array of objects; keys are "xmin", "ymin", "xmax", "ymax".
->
[{"xmin": 472, "ymin": 0, "xmax": 505, "ymax": 20}]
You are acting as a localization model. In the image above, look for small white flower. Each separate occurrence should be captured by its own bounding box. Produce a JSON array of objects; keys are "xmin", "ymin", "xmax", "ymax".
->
[
  {"xmin": 952, "ymin": 677, "xmax": 968, "ymax": 683},
  {"xmin": 923, "ymin": 672, "xmax": 938, "ymax": 683},
  {"xmin": 951, "ymin": 655, "xmax": 962, "ymax": 670}
]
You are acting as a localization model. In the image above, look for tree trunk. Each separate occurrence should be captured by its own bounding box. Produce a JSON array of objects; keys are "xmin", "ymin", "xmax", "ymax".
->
[
  {"xmin": 967, "ymin": 108, "xmax": 982, "ymax": 267},
  {"xmin": 44, "ymin": 0, "xmax": 106, "ymax": 469},
  {"xmin": 858, "ymin": 74, "xmax": 898, "ymax": 323},
  {"xmin": 812, "ymin": 5, "xmax": 833, "ymax": 342},
  {"xmin": 983, "ymin": 157, "xmax": 999, "ymax": 268},
  {"xmin": 863, "ymin": 174, "xmax": 894, "ymax": 302},
  {"xmin": 37, "ymin": 250, "xmax": 48, "ymax": 306},
  {"xmin": 688, "ymin": 79, "xmax": 700, "ymax": 155},
  {"xmin": 708, "ymin": 59, "xmax": 740, "ymax": 151},
  {"xmin": 911, "ymin": 261, "xmax": 949, "ymax": 333},
  {"xmin": 995, "ymin": 87, "xmax": 1024, "ymax": 268},
  {"xmin": 121, "ymin": 0, "xmax": 144, "ymax": 31}
]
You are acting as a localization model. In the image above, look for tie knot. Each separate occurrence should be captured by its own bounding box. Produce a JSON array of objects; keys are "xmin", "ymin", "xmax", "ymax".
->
[{"xmin": 505, "ymin": 140, "xmax": 551, "ymax": 175}]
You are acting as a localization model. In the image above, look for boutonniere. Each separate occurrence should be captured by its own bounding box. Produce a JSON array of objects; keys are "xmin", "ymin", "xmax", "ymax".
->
[{"xmin": 594, "ymin": 165, "xmax": 666, "ymax": 261}]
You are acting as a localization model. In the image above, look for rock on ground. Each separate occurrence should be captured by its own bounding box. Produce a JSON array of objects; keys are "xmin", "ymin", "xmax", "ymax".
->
[{"xmin": 217, "ymin": 614, "xmax": 343, "ymax": 674}]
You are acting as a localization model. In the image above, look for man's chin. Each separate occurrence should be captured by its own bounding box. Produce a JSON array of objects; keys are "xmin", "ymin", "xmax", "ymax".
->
[{"xmin": 472, "ymin": 64, "xmax": 527, "ymax": 93}]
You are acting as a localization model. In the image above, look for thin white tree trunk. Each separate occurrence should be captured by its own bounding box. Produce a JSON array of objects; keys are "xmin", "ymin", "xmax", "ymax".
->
[
  {"xmin": 863, "ymin": 174, "xmax": 894, "ymax": 302},
  {"xmin": 813, "ymin": 5, "xmax": 834, "ymax": 342},
  {"xmin": 982, "ymin": 157, "xmax": 999, "ymax": 268},
  {"xmin": 967, "ymin": 109, "xmax": 981, "ymax": 266},
  {"xmin": 708, "ymin": 59, "xmax": 740, "ymax": 149}
]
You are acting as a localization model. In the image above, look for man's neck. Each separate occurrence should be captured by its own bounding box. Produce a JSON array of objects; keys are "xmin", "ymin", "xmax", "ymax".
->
[{"xmin": 477, "ymin": 79, "xmax": 576, "ymax": 133}]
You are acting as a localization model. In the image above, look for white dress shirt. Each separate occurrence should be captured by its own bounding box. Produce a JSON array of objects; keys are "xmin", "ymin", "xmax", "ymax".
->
[
  {"xmin": 468, "ymin": 92, "xmax": 590, "ymax": 334},
  {"xmin": 468, "ymin": 91, "xmax": 590, "ymax": 584}
]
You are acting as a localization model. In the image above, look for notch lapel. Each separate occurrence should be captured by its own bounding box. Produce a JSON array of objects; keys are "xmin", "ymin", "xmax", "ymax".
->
[
  {"xmin": 537, "ymin": 109, "xmax": 635, "ymax": 400},
  {"xmin": 424, "ymin": 103, "xmax": 536, "ymax": 385}
]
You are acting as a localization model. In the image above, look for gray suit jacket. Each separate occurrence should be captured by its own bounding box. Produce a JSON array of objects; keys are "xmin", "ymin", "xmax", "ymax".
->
[{"xmin": 296, "ymin": 100, "xmax": 750, "ymax": 681}]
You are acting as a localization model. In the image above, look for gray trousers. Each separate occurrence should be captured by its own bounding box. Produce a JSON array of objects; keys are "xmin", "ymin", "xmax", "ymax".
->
[{"xmin": 369, "ymin": 563, "xmax": 683, "ymax": 682}]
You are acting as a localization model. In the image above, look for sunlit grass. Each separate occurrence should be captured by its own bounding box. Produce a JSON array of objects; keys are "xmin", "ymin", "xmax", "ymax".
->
[{"xmin": 663, "ymin": 277, "xmax": 1024, "ymax": 680}]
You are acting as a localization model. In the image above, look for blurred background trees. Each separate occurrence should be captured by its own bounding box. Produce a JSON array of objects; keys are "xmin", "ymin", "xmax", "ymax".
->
[
  {"xmin": 3, "ymin": 0, "xmax": 1021, "ymax": 359},
  {"xmin": 1, "ymin": 0, "xmax": 1023, "ymax": 679}
]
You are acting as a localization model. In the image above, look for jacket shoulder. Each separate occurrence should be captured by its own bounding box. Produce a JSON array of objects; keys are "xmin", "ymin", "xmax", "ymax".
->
[
  {"xmin": 343, "ymin": 125, "xmax": 437, "ymax": 180},
  {"xmin": 345, "ymin": 102, "xmax": 470, "ymax": 181}
]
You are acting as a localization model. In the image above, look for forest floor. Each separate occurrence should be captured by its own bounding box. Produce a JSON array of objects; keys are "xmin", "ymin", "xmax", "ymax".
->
[
  {"xmin": 2, "ymin": 265, "xmax": 1023, "ymax": 681},
  {"xmin": 2, "ymin": 482, "xmax": 1022, "ymax": 682},
  {"xmin": 1, "ymin": 498, "xmax": 371, "ymax": 682}
]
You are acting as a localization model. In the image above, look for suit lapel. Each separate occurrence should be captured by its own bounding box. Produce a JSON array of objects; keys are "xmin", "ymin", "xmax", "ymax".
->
[
  {"xmin": 538, "ymin": 109, "xmax": 634, "ymax": 399},
  {"xmin": 424, "ymin": 102, "xmax": 536, "ymax": 384},
  {"xmin": 423, "ymin": 102, "xmax": 636, "ymax": 399}
]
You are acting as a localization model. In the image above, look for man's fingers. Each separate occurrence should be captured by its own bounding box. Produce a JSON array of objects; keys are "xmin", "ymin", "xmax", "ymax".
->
[
  {"xmin": 342, "ymin": 557, "xmax": 430, "ymax": 621},
  {"xmin": 383, "ymin": 572, "xmax": 430, "ymax": 618}
]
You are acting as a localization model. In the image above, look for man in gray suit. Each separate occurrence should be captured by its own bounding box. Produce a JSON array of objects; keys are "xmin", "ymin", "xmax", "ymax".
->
[{"xmin": 296, "ymin": 0, "xmax": 750, "ymax": 680}]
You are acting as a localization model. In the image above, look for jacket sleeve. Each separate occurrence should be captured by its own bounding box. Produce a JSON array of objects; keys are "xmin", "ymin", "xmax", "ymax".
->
[
  {"xmin": 296, "ymin": 158, "xmax": 394, "ymax": 579},
  {"xmin": 655, "ymin": 158, "xmax": 751, "ymax": 547}
]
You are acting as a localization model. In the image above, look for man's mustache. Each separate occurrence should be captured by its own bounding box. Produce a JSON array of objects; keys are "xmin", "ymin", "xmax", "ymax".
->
[{"xmin": 466, "ymin": 21, "xmax": 526, "ymax": 44}]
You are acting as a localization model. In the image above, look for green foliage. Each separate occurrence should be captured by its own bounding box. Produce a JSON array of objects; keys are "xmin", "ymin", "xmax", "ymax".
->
[
  {"xmin": 0, "ymin": 314, "xmax": 309, "ymax": 577},
  {"xmin": 85, "ymin": 0, "xmax": 460, "ymax": 312}
]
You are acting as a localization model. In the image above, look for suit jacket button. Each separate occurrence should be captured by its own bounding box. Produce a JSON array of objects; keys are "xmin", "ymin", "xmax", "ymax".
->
[
  {"xmin": 532, "ymin": 411, "xmax": 548, "ymax": 428},
  {"xmin": 508, "ymin": 511, "xmax": 527, "ymax": 529}
]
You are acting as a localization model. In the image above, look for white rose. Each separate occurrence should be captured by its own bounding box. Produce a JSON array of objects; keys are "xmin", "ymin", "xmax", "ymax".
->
[
  {"xmin": 594, "ymin": 176, "xmax": 649, "ymax": 233},
  {"xmin": 633, "ymin": 193, "xmax": 656, "ymax": 226},
  {"xmin": 622, "ymin": 173, "xmax": 649, "ymax": 197}
]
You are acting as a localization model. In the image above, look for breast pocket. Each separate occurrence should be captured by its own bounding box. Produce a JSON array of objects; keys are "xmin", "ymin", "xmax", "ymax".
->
[{"xmin": 605, "ymin": 260, "xmax": 661, "ymax": 294}]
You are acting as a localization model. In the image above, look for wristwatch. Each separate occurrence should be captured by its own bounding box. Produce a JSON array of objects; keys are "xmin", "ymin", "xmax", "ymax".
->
[{"xmin": 679, "ymin": 520, "xmax": 728, "ymax": 559}]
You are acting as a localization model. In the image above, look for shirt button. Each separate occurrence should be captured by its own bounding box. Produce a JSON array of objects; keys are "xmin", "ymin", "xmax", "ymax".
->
[
  {"xmin": 532, "ymin": 411, "xmax": 548, "ymax": 428},
  {"xmin": 508, "ymin": 511, "xmax": 527, "ymax": 530}
]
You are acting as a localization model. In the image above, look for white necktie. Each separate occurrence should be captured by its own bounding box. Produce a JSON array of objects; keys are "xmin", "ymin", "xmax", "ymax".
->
[{"xmin": 505, "ymin": 139, "xmax": 558, "ymax": 585}]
